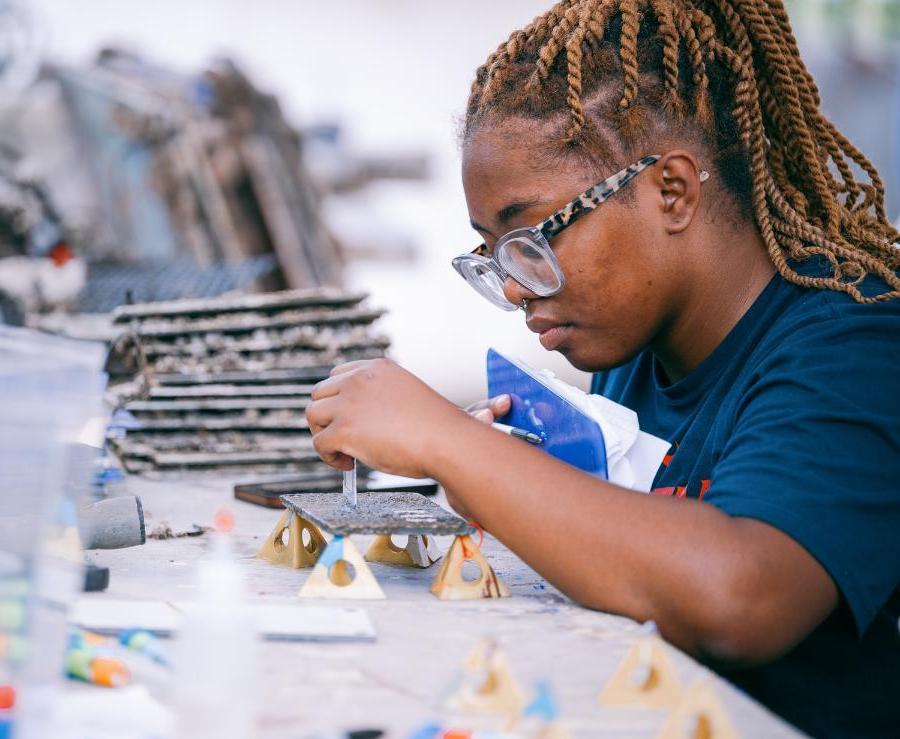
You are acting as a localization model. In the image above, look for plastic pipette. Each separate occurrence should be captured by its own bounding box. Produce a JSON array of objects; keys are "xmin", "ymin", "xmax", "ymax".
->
[{"xmin": 343, "ymin": 459, "xmax": 357, "ymax": 507}]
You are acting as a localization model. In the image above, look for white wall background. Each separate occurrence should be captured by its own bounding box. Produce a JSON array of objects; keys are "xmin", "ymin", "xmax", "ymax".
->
[
  {"xmin": 28, "ymin": 0, "xmax": 593, "ymax": 404},
  {"xmin": 28, "ymin": 1, "xmax": 895, "ymax": 403}
]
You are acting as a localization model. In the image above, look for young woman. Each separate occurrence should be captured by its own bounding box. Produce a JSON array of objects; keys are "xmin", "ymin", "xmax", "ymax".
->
[{"xmin": 305, "ymin": 1, "xmax": 900, "ymax": 735}]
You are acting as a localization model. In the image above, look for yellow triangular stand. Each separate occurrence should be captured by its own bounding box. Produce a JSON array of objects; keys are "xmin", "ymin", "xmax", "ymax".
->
[
  {"xmin": 298, "ymin": 536, "xmax": 386, "ymax": 600},
  {"xmin": 511, "ymin": 710, "xmax": 573, "ymax": 739},
  {"xmin": 535, "ymin": 722, "xmax": 573, "ymax": 739},
  {"xmin": 256, "ymin": 510, "xmax": 327, "ymax": 568},
  {"xmin": 510, "ymin": 716, "xmax": 573, "ymax": 739},
  {"xmin": 508, "ymin": 681, "xmax": 572, "ymax": 739},
  {"xmin": 430, "ymin": 535, "xmax": 510, "ymax": 600},
  {"xmin": 365, "ymin": 534, "xmax": 442, "ymax": 568},
  {"xmin": 599, "ymin": 635, "xmax": 683, "ymax": 709},
  {"xmin": 446, "ymin": 640, "xmax": 525, "ymax": 716},
  {"xmin": 655, "ymin": 680, "xmax": 740, "ymax": 739}
]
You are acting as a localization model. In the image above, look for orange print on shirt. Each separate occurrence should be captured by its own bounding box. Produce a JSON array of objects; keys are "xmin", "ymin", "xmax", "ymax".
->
[{"xmin": 651, "ymin": 479, "xmax": 712, "ymax": 499}]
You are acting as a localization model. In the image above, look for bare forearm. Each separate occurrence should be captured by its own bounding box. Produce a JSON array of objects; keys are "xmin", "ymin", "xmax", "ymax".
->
[
  {"xmin": 431, "ymin": 414, "xmax": 835, "ymax": 662},
  {"xmin": 305, "ymin": 358, "xmax": 835, "ymax": 664}
]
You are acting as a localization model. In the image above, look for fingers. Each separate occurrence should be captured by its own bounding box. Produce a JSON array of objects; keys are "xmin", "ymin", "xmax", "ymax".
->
[
  {"xmin": 313, "ymin": 359, "xmax": 391, "ymax": 400},
  {"xmin": 305, "ymin": 396, "xmax": 340, "ymax": 434},
  {"xmin": 489, "ymin": 393, "xmax": 511, "ymax": 417},
  {"xmin": 310, "ymin": 370, "xmax": 349, "ymax": 400},
  {"xmin": 308, "ymin": 360, "xmax": 380, "ymax": 468},
  {"xmin": 329, "ymin": 359, "xmax": 372, "ymax": 377},
  {"xmin": 465, "ymin": 398, "xmax": 490, "ymax": 413},
  {"xmin": 311, "ymin": 362, "xmax": 365, "ymax": 401},
  {"xmin": 311, "ymin": 375, "xmax": 339, "ymax": 401},
  {"xmin": 464, "ymin": 394, "xmax": 510, "ymax": 423},
  {"xmin": 307, "ymin": 404, "xmax": 355, "ymax": 470},
  {"xmin": 311, "ymin": 425, "xmax": 355, "ymax": 471},
  {"xmin": 321, "ymin": 449, "xmax": 355, "ymax": 471}
]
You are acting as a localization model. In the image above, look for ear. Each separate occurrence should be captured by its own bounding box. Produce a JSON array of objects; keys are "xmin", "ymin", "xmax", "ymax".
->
[{"xmin": 652, "ymin": 150, "xmax": 706, "ymax": 235}]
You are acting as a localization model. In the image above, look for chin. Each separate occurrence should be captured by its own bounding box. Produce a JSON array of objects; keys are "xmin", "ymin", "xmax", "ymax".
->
[{"xmin": 556, "ymin": 342, "xmax": 637, "ymax": 373}]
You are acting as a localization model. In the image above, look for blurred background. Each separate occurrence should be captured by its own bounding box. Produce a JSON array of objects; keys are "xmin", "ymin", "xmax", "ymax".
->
[{"xmin": 1, "ymin": 0, "xmax": 897, "ymax": 404}]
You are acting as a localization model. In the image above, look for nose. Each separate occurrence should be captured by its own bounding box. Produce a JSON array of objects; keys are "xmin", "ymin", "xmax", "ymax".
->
[{"xmin": 501, "ymin": 275, "xmax": 538, "ymax": 309}]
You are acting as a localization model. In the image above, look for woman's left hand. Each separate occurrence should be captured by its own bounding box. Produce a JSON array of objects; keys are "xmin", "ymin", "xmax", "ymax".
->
[{"xmin": 305, "ymin": 358, "xmax": 467, "ymax": 478}]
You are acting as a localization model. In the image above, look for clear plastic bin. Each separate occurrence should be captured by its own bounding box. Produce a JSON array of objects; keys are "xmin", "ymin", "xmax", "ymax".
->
[{"xmin": 0, "ymin": 327, "xmax": 107, "ymax": 738}]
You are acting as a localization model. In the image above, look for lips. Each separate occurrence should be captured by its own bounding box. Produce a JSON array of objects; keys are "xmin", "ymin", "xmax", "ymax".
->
[{"xmin": 526, "ymin": 316, "xmax": 573, "ymax": 351}]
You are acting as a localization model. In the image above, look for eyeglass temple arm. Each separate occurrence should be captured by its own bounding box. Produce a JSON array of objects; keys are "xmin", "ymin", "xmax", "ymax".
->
[{"xmin": 537, "ymin": 155, "xmax": 661, "ymax": 239}]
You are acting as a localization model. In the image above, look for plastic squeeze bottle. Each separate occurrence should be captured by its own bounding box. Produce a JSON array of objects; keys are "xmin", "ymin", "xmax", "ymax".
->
[{"xmin": 174, "ymin": 509, "xmax": 259, "ymax": 739}]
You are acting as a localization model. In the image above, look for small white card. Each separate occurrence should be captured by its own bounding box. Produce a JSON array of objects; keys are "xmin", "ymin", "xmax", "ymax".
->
[{"xmin": 70, "ymin": 597, "xmax": 376, "ymax": 642}]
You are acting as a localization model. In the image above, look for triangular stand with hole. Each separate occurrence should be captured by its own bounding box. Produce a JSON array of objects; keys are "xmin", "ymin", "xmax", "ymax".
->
[
  {"xmin": 511, "ymin": 681, "xmax": 573, "ymax": 739},
  {"xmin": 599, "ymin": 634, "xmax": 683, "ymax": 709},
  {"xmin": 655, "ymin": 680, "xmax": 739, "ymax": 739},
  {"xmin": 445, "ymin": 640, "xmax": 526, "ymax": 716},
  {"xmin": 519, "ymin": 718, "xmax": 573, "ymax": 739},
  {"xmin": 365, "ymin": 534, "xmax": 442, "ymax": 568},
  {"xmin": 534, "ymin": 722, "xmax": 573, "ymax": 739},
  {"xmin": 431, "ymin": 534, "xmax": 510, "ymax": 600},
  {"xmin": 256, "ymin": 510, "xmax": 327, "ymax": 568},
  {"xmin": 298, "ymin": 535, "xmax": 386, "ymax": 600}
]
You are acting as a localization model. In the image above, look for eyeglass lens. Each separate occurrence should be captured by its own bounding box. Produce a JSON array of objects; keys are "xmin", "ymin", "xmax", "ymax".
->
[
  {"xmin": 463, "ymin": 260, "xmax": 514, "ymax": 308},
  {"xmin": 497, "ymin": 236, "xmax": 561, "ymax": 294}
]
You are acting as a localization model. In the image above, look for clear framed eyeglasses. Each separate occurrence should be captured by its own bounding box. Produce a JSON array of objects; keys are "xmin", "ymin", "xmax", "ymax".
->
[{"xmin": 452, "ymin": 155, "xmax": 665, "ymax": 311}]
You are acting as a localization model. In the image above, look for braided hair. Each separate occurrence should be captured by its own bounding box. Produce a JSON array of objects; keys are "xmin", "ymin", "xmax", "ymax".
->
[{"xmin": 465, "ymin": 0, "xmax": 900, "ymax": 303}]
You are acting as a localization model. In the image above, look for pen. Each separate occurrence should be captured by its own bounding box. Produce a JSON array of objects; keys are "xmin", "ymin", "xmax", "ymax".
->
[
  {"xmin": 67, "ymin": 628, "xmax": 133, "ymax": 687},
  {"xmin": 119, "ymin": 628, "xmax": 170, "ymax": 667},
  {"xmin": 65, "ymin": 645, "xmax": 130, "ymax": 687},
  {"xmin": 491, "ymin": 422, "xmax": 543, "ymax": 445}
]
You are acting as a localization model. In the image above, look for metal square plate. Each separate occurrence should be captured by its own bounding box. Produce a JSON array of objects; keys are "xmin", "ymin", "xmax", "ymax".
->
[{"xmin": 280, "ymin": 492, "xmax": 475, "ymax": 536}]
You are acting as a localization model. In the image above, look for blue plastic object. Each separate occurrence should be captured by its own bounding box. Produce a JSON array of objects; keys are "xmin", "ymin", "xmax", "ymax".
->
[
  {"xmin": 523, "ymin": 680, "xmax": 560, "ymax": 720},
  {"xmin": 318, "ymin": 536, "xmax": 345, "ymax": 569},
  {"xmin": 486, "ymin": 348, "xmax": 607, "ymax": 478}
]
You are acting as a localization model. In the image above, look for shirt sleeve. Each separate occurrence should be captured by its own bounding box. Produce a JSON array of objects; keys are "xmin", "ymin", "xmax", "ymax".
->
[{"xmin": 704, "ymin": 308, "xmax": 900, "ymax": 636}]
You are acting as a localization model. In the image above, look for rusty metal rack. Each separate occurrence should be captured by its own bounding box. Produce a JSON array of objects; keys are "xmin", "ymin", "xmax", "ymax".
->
[{"xmin": 107, "ymin": 288, "xmax": 388, "ymax": 477}]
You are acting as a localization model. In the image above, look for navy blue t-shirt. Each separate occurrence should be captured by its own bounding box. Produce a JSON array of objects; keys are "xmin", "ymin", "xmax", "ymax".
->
[{"xmin": 591, "ymin": 268, "xmax": 900, "ymax": 739}]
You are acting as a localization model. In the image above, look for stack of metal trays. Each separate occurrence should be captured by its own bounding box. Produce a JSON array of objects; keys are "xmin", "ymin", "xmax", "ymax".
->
[{"xmin": 107, "ymin": 288, "xmax": 388, "ymax": 476}]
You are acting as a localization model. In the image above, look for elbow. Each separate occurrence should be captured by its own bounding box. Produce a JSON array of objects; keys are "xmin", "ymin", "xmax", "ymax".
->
[
  {"xmin": 552, "ymin": 550, "xmax": 813, "ymax": 669},
  {"xmin": 557, "ymin": 581, "xmax": 778, "ymax": 667},
  {"xmin": 557, "ymin": 575, "xmax": 781, "ymax": 666},
  {"xmin": 689, "ymin": 571, "xmax": 795, "ymax": 669},
  {"xmin": 694, "ymin": 616, "xmax": 774, "ymax": 669}
]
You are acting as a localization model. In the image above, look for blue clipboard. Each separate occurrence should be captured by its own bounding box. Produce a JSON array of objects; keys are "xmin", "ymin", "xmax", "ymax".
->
[{"xmin": 486, "ymin": 348, "xmax": 608, "ymax": 478}]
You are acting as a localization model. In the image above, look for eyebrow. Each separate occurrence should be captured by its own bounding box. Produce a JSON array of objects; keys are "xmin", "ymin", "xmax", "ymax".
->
[{"xmin": 470, "ymin": 196, "xmax": 551, "ymax": 237}]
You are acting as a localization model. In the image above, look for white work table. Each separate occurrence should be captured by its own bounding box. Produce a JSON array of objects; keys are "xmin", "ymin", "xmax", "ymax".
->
[{"xmin": 79, "ymin": 475, "xmax": 806, "ymax": 739}]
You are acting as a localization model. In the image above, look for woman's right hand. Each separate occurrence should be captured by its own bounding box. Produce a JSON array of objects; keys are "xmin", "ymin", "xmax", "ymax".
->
[{"xmin": 464, "ymin": 394, "xmax": 511, "ymax": 424}]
